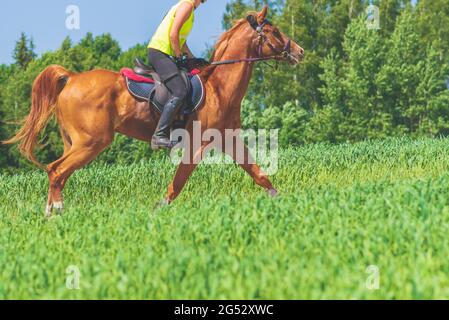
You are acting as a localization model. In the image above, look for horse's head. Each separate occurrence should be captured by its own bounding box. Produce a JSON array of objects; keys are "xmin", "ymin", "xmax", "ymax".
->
[{"xmin": 246, "ymin": 6, "xmax": 304, "ymax": 65}]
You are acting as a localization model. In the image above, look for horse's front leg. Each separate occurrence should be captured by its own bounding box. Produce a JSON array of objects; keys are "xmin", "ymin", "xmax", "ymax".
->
[
  {"xmin": 240, "ymin": 162, "xmax": 278, "ymax": 197},
  {"xmin": 165, "ymin": 162, "xmax": 199, "ymax": 203},
  {"xmin": 226, "ymin": 137, "xmax": 278, "ymax": 197}
]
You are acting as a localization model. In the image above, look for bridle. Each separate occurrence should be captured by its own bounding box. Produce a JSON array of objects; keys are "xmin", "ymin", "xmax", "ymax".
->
[
  {"xmin": 211, "ymin": 15, "xmax": 296, "ymax": 66},
  {"xmin": 249, "ymin": 16, "xmax": 293, "ymax": 61}
]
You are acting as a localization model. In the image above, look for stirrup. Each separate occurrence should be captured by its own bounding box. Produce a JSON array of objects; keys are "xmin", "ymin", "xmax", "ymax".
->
[{"xmin": 151, "ymin": 136, "xmax": 176, "ymax": 151}]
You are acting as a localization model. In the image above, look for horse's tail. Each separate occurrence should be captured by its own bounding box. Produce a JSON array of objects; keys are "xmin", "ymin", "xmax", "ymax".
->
[{"xmin": 2, "ymin": 65, "xmax": 72, "ymax": 168}]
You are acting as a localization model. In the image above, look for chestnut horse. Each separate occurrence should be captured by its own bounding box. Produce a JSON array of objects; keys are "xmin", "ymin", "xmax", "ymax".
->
[{"xmin": 4, "ymin": 7, "xmax": 304, "ymax": 216}]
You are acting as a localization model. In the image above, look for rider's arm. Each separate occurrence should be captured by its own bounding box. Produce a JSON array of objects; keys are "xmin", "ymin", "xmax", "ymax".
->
[
  {"xmin": 170, "ymin": 2, "xmax": 194, "ymax": 58},
  {"xmin": 182, "ymin": 43, "xmax": 194, "ymax": 58}
]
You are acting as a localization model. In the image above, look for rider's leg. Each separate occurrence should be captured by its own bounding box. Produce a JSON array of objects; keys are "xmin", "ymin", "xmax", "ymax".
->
[
  {"xmin": 152, "ymin": 74, "xmax": 188, "ymax": 149},
  {"xmin": 148, "ymin": 48, "xmax": 188, "ymax": 149}
]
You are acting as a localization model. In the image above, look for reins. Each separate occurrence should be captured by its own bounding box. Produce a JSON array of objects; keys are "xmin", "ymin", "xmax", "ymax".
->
[
  {"xmin": 210, "ymin": 56, "xmax": 279, "ymax": 66},
  {"xmin": 210, "ymin": 15, "xmax": 294, "ymax": 67}
]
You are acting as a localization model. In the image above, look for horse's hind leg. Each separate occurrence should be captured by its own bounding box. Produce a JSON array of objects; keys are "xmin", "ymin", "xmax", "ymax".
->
[
  {"xmin": 164, "ymin": 144, "xmax": 208, "ymax": 205},
  {"xmin": 45, "ymin": 135, "xmax": 112, "ymax": 217},
  {"xmin": 46, "ymin": 128, "xmax": 73, "ymax": 215}
]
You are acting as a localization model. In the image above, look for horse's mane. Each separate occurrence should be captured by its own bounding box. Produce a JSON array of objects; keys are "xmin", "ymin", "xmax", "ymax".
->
[
  {"xmin": 210, "ymin": 17, "xmax": 249, "ymax": 61},
  {"xmin": 202, "ymin": 13, "xmax": 256, "ymax": 79}
]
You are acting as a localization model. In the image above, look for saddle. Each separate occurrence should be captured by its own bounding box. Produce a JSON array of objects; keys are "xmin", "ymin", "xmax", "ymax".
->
[{"xmin": 121, "ymin": 58, "xmax": 205, "ymax": 116}]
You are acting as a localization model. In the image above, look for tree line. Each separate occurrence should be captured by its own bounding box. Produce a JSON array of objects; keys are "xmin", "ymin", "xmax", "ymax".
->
[{"xmin": 1, "ymin": 0, "xmax": 448, "ymax": 171}]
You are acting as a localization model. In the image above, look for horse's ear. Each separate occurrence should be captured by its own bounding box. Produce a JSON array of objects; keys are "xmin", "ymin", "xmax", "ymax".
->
[{"xmin": 257, "ymin": 5, "xmax": 268, "ymax": 21}]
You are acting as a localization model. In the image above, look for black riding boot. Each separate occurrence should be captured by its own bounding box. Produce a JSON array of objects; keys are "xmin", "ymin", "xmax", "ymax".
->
[{"xmin": 151, "ymin": 97, "xmax": 184, "ymax": 150}]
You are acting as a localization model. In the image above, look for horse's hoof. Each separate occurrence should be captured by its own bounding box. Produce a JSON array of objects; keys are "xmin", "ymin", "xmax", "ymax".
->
[
  {"xmin": 153, "ymin": 198, "xmax": 171, "ymax": 212},
  {"xmin": 45, "ymin": 204, "xmax": 53, "ymax": 218},
  {"xmin": 53, "ymin": 201, "xmax": 64, "ymax": 212},
  {"xmin": 45, "ymin": 202, "xmax": 64, "ymax": 218},
  {"xmin": 267, "ymin": 188, "xmax": 279, "ymax": 198}
]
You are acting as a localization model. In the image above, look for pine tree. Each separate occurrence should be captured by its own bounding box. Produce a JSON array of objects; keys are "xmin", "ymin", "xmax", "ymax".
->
[
  {"xmin": 61, "ymin": 37, "xmax": 72, "ymax": 52},
  {"xmin": 13, "ymin": 33, "xmax": 36, "ymax": 69}
]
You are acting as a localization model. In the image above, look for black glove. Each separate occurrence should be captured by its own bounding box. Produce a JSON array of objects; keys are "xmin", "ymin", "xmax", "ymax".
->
[{"xmin": 174, "ymin": 54, "xmax": 189, "ymax": 69}]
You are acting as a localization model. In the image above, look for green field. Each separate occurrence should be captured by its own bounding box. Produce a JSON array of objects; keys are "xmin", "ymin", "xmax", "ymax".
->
[{"xmin": 1, "ymin": 137, "xmax": 449, "ymax": 299}]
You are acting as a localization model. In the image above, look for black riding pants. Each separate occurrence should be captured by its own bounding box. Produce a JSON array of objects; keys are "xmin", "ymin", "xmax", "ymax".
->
[{"xmin": 148, "ymin": 48, "xmax": 187, "ymax": 100}]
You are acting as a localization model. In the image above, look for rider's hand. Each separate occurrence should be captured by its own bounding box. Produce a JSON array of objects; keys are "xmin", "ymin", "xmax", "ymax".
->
[{"xmin": 174, "ymin": 54, "xmax": 189, "ymax": 68}]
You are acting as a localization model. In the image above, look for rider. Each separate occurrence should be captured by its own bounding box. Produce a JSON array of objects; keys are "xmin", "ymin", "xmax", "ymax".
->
[{"xmin": 148, "ymin": 0, "xmax": 207, "ymax": 150}]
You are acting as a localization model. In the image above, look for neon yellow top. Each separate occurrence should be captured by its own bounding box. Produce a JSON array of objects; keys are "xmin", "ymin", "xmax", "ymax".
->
[{"xmin": 148, "ymin": 0, "xmax": 195, "ymax": 56}]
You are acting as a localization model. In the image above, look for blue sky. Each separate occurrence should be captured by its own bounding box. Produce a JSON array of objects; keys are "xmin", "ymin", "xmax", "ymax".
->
[{"xmin": 0, "ymin": 0, "xmax": 234, "ymax": 64}]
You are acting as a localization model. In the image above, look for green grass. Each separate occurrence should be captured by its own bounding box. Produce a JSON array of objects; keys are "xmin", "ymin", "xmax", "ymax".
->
[{"xmin": 2, "ymin": 137, "xmax": 449, "ymax": 299}]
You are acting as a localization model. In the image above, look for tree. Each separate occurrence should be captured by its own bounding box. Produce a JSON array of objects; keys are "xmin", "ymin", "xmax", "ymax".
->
[
  {"xmin": 114, "ymin": 43, "xmax": 147, "ymax": 70},
  {"xmin": 223, "ymin": 0, "xmax": 252, "ymax": 29},
  {"xmin": 374, "ymin": 0, "xmax": 408, "ymax": 36},
  {"xmin": 376, "ymin": 6, "xmax": 424, "ymax": 134},
  {"xmin": 416, "ymin": 0, "xmax": 449, "ymax": 60},
  {"xmin": 222, "ymin": 0, "xmax": 283, "ymax": 29},
  {"xmin": 1, "ymin": 33, "xmax": 150, "ymax": 171},
  {"xmin": 92, "ymin": 33, "xmax": 121, "ymax": 68},
  {"xmin": 0, "ymin": 85, "xmax": 7, "ymax": 169},
  {"xmin": 60, "ymin": 36, "xmax": 72, "ymax": 52},
  {"xmin": 246, "ymin": 0, "xmax": 368, "ymax": 111},
  {"xmin": 2, "ymin": 1, "xmax": 449, "ymax": 171},
  {"xmin": 413, "ymin": 46, "xmax": 449, "ymax": 136},
  {"xmin": 0, "ymin": 64, "xmax": 14, "ymax": 170},
  {"xmin": 13, "ymin": 33, "xmax": 36, "ymax": 69},
  {"xmin": 338, "ymin": 15, "xmax": 388, "ymax": 140}
]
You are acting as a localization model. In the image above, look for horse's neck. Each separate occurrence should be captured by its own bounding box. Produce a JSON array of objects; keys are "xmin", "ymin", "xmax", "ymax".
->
[{"xmin": 208, "ymin": 34, "xmax": 255, "ymax": 106}]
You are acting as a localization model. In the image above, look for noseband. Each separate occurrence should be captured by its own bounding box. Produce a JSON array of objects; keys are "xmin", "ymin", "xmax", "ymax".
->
[{"xmin": 210, "ymin": 15, "xmax": 294, "ymax": 66}]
